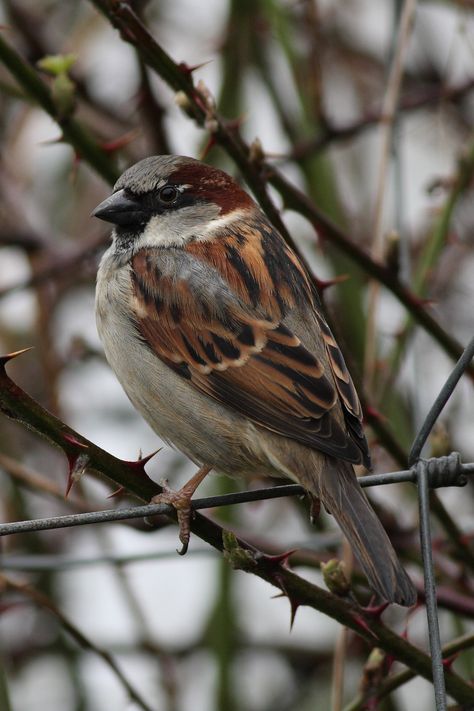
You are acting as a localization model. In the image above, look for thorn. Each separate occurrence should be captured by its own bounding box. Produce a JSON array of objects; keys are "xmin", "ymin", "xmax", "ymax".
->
[
  {"xmin": 100, "ymin": 129, "xmax": 139, "ymax": 153},
  {"xmin": 39, "ymin": 134, "xmax": 66, "ymax": 146},
  {"xmin": 352, "ymin": 613, "xmax": 378, "ymax": 639},
  {"xmin": 118, "ymin": 25, "xmax": 138, "ymax": 44},
  {"xmin": 65, "ymin": 452, "xmax": 90, "ymax": 497},
  {"xmin": 274, "ymin": 573, "xmax": 301, "ymax": 631},
  {"xmin": 63, "ymin": 434, "xmax": 89, "ymax": 497},
  {"xmin": 0, "ymin": 347, "xmax": 34, "ymax": 366},
  {"xmin": 259, "ymin": 549, "xmax": 297, "ymax": 568},
  {"xmin": 62, "ymin": 432, "xmax": 89, "ymax": 449},
  {"xmin": 126, "ymin": 448, "xmax": 161, "ymax": 467},
  {"xmin": 224, "ymin": 115, "xmax": 246, "ymax": 133},
  {"xmin": 314, "ymin": 274, "xmax": 349, "ymax": 292},
  {"xmin": 191, "ymin": 89, "xmax": 209, "ymax": 115},
  {"xmin": 65, "ymin": 472, "xmax": 74, "ymax": 498},
  {"xmin": 364, "ymin": 406, "xmax": 388, "ymax": 424},
  {"xmin": 361, "ymin": 601, "xmax": 390, "ymax": 620},
  {"xmin": 406, "ymin": 292, "xmax": 436, "ymax": 309},
  {"xmin": 123, "ymin": 449, "xmax": 161, "ymax": 477},
  {"xmin": 107, "ymin": 486, "xmax": 125, "ymax": 499},
  {"xmin": 199, "ymin": 134, "xmax": 217, "ymax": 160},
  {"xmin": 442, "ymin": 654, "xmax": 458, "ymax": 671},
  {"xmin": 289, "ymin": 598, "xmax": 300, "ymax": 631},
  {"xmin": 178, "ymin": 60, "xmax": 211, "ymax": 75}
]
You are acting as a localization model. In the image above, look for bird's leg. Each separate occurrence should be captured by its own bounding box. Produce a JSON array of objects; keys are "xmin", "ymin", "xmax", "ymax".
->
[{"xmin": 152, "ymin": 465, "xmax": 212, "ymax": 555}]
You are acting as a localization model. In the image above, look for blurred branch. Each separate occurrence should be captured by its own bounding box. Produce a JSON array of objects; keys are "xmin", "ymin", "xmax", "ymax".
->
[
  {"xmin": 268, "ymin": 170, "xmax": 474, "ymax": 380},
  {"xmin": 0, "ymin": 34, "xmax": 118, "ymax": 184},
  {"xmin": 0, "ymin": 351, "xmax": 160, "ymax": 501},
  {"xmin": 2, "ymin": 575, "xmax": 157, "ymax": 711},
  {"xmin": 343, "ymin": 631, "xmax": 474, "ymax": 711},
  {"xmin": 3, "ymin": 0, "xmax": 135, "ymax": 130},
  {"xmin": 0, "ymin": 661, "xmax": 11, "ymax": 711},
  {"xmin": 0, "ymin": 452, "xmax": 91, "ymax": 510},
  {"xmin": 0, "ymin": 232, "xmax": 107, "ymax": 300},
  {"xmin": 418, "ymin": 133, "xmax": 474, "ymax": 293},
  {"xmin": 0, "ymin": 230, "xmax": 47, "ymax": 253},
  {"xmin": 430, "ymin": 493, "xmax": 474, "ymax": 572},
  {"xmin": 0, "ymin": 549, "xmax": 213, "ymax": 572},
  {"xmin": 381, "ymin": 132, "xmax": 474, "ymax": 396},
  {"xmin": 290, "ymin": 78, "xmax": 474, "ymax": 158},
  {"xmin": 136, "ymin": 57, "xmax": 172, "ymax": 155},
  {"xmin": 364, "ymin": 0, "xmax": 416, "ymax": 389}
]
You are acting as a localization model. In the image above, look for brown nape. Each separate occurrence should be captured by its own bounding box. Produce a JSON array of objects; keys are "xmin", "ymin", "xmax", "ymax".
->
[{"xmin": 171, "ymin": 162, "xmax": 255, "ymax": 215}]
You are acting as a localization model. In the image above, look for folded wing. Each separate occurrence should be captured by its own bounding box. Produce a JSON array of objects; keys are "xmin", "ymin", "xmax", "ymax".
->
[{"xmin": 129, "ymin": 226, "xmax": 370, "ymax": 468}]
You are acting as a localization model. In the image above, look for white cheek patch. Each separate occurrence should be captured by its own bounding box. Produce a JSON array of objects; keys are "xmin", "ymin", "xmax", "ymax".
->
[
  {"xmin": 134, "ymin": 214, "xmax": 187, "ymax": 250},
  {"xmin": 131, "ymin": 202, "xmax": 222, "ymax": 251}
]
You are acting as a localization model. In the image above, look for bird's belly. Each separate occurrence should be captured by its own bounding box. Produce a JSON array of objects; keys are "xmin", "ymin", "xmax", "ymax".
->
[{"xmin": 96, "ymin": 268, "xmax": 269, "ymax": 478}]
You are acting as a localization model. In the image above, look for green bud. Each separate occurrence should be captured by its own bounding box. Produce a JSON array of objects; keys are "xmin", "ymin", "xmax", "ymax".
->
[
  {"xmin": 222, "ymin": 530, "xmax": 257, "ymax": 570},
  {"xmin": 51, "ymin": 72, "xmax": 76, "ymax": 119},
  {"xmin": 321, "ymin": 558, "xmax": 351, "ymax": 596},
  {"xmin": 37, "ymin": 53, "xmax": 77, "ymax": 76}
]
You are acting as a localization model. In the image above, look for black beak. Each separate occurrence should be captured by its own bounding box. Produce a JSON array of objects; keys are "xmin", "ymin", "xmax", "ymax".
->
[{"xmin": 91, "ymin": 189, "xmax": 147, "ymax": 226}]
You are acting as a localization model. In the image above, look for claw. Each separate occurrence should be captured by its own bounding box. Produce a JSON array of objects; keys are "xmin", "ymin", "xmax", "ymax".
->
[
  {"xmin": 177, "ymin": 534, "xmax": 189, "ymax": 556},
  {"xmin": 151, "ymin": 466, "xmax": 211, "ymax": 555}
]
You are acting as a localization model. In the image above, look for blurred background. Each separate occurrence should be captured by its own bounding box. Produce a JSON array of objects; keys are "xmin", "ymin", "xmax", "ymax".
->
[{"xmin": 1, "ymin": 1, "xmax": 474, "ymax": 710}]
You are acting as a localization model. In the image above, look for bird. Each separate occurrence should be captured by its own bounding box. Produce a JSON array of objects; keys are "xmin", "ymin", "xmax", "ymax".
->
[{"xmin": 93, "ymin": 154, "xmax": 416, "ymax": 606}]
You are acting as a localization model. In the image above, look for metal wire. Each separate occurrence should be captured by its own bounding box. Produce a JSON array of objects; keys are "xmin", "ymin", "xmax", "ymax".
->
[
  {"xmin": 1, "ymin": 341, "xmax": 474, "ymax": 711},
  {"xmin": 417, "ymin": 460, "xmax": 447, "ymax": 711},
  {"xmin": 409, "ymin": 333, "xmax": 474, "ymax": 710},
  {"xmin": 0, "ymin": 461, "xmax": 471, "ymax": 537}
]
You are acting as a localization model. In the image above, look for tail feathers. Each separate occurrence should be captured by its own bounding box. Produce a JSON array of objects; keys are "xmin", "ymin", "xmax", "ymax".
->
[{"xmin": 319, "ymin": 461, "xmax": 416, "ymax": 606}]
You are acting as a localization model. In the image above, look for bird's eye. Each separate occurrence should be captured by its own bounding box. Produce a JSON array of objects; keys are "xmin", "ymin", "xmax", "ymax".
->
[{"xmin": 158, "ymin": 186, "xmax": 178, "ymax": 203}]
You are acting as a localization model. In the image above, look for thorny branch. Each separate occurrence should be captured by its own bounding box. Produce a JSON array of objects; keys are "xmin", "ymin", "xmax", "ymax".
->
[
  {"xmin": 342, "ymin": 632, "xmax": 474, "ymax": 711},
  {"xmin": 289, "ymin": 77, "xmax": 474, "ymax": 158},
  {"xmin": 1, "ymin": 576, "xmax": 156, "ymax": 711},
  {"xmin": 1, "ymin": 352, "xmax": 474, "ymax": 706},
  {"xmin": 1, "ymin": 5, "xmax": 474, "ymax": 708}
]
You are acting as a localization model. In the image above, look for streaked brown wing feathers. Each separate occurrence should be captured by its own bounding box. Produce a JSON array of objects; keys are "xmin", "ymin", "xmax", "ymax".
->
[{"xmin": 130, "ymin": 240, "xmax": 368, "ymax": 465}]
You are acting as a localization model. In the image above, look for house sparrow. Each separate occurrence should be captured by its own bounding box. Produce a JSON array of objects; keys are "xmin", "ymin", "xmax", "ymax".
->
[{"xmin": 93, "ymin": 155, "xmax": 416, "ymax": 606}]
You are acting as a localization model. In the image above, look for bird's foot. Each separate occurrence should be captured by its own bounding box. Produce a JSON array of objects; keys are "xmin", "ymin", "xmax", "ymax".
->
[{"xmin": 151, "ymin": 465, "xmax": 211, "ymax": 555}]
